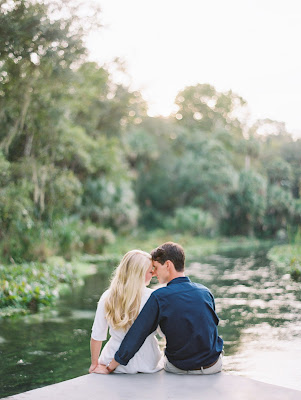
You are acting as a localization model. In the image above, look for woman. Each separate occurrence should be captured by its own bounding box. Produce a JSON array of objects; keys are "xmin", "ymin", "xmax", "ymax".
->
[{"xmin": 89, "ymin": 249, "xmax": 163, "ymax": 374}]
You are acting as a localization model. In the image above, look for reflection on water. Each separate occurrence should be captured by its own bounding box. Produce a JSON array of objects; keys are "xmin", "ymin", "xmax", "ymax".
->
[
  {"xmin": 0, "ymin": 248, "xmax": 301, "ymax": 397},
  {"xmin": 186, "ymin": 249, "xmax": 301, "ymax": 391},
  {"xmin": 0, "ymin": 268, "xmax": 111, "ymax": 398}
]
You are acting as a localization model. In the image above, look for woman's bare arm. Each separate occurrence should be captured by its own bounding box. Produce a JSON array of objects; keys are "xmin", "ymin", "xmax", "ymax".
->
[{"xmin": 89, "ymin": 338, "xmax": 102, "ymax": 373}]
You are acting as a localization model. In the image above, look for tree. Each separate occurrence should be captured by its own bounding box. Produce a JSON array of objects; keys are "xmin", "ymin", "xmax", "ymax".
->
[
  {"xmin": 173, "ymin": 84, "xmax": 246, "ymax": 137},
  {"xmin": 0, "ymin": 0, "xmax": 87, "ymax": 154},
  {"xmin": 281, "ymin": 140, "xmax": 301, "ymax": 198},
  {"xmin": 265, "ymin": 158, "xmax": 292, "ymax": 189},
  {"xmin": 264, "ymin": 185, "xmax": 294, "ymax": 235},
  {"xmin": 172, "ymin": 132, "xmax": 237, "ymax": 218},
  {"xmin": 69, "ymin": 61, "xmax": 148, "ymax": 138},
  {"xmin": 0, "ymin": 0, "xmax": 140, "ymax": 261},
  {"xmin": 237, "ymin": 136, "xmax": 260, "ymax": 170},
  {"xmin": 124, "ymin": 118, "xmax": 238, "ymax": 228},
  {"xmin": 223, "ymin": 170, "xmax": 267, "ymax": 236}
]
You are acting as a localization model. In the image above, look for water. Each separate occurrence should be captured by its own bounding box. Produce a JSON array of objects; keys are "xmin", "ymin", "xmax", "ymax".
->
[
  {"xmin": 186, "ymin": 248, "xmax": 301, "ymax": 391},
  {"xmin": 1, "ymin": 247, "xmax": 301, "ymax": 397}
]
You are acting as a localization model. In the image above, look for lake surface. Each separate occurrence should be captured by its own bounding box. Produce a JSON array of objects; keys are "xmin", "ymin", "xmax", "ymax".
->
[{"xmin": 1, "ymin": 247, "xmax": 301, "ymax": 397}]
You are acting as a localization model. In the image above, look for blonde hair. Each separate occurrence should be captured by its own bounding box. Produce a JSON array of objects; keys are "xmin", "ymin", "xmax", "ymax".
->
[{"xmin": 104, "ymin": 249, "xmax": 152, "ymax": 331}]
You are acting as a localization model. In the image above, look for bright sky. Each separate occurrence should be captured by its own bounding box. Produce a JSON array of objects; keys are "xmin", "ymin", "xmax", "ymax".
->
[{"xmin": 86, "ymin": 0, "xmax": 301, "ymax": 137}]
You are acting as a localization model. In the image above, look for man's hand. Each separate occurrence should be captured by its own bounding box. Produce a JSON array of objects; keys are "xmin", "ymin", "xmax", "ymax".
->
[
  {"xmin": 92, "ymin": 364, "xmax": 110, "ymax": 374},
  {"xmin": 89, "ymin": 363, "xmax": 98, "ymax": 373}
]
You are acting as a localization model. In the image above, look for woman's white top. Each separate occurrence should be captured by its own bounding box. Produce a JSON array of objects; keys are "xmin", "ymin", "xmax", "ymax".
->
[{"xmin": 91, "ymin": 287, "xmax": 163, "ymax": 374}]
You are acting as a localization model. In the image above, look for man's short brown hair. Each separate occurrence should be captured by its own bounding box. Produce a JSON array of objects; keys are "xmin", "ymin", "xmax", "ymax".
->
[{"xmin": 151, "ymin": 242, "xmax": 185, "ymax": 272}]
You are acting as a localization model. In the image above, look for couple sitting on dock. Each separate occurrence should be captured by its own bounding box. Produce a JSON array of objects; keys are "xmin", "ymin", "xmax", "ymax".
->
[{"xmin": 89, "ymin": 242, "xmax": 224, "ymax": 375}]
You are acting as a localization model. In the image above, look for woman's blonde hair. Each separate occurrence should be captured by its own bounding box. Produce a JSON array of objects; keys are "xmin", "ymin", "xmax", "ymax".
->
[{"xmin": 104, "ymin": 249, "xmax": 152, "ymax": 331}]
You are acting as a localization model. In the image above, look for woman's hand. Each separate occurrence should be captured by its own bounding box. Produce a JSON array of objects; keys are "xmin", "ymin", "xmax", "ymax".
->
[
  {"xmin": 89, "ymin": 338, "xmax": 102, "ymax": 373},
  {"xmin": 92, "ymin": 364, "xmax": 110, "ymax": 374},
  {"xmin": 89, "ymin": 363, "xmax": 98, "ymax": 373}
]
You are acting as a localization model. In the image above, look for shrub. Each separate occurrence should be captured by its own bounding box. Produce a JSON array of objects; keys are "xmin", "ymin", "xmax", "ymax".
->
[
  {"xmin": 80, "ymin": 178, "xmax": 138, "ymax": 232},
  {"xmin": 0, "ymin": 261, "xmax": 77, "ymax": 316},
  {"xmin": 164, "ymin": 207, "xmax": 216, "ymax": 236},
  {"xmin": 267, "ymin": 244, "xmax": 301, "ymax": 282},
  {"xmin": 0, "ymin": 222, "xmax": 54, "ymax": 264},
  {"xmin": 81, "ymin": 225, "xmax": 115, "ymax": 254},
  {"xmin": 52, "ymin": 217, "xmax": 83, "ymax": 259}
]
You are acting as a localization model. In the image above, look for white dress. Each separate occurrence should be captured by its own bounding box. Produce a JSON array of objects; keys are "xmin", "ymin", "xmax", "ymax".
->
[{"xmin": 91, "ymin": 287, "xmax": 164, "ymax": 373}]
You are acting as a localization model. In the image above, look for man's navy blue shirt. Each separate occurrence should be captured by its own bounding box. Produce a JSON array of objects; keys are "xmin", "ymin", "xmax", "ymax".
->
[{"xmin": 115, "ymin": 277, "xmax": 223, "ymax": 370}]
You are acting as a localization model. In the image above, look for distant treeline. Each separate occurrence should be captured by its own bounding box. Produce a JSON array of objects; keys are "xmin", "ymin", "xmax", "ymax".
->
[{"xmin": 1, "ymin": 0, "xmax": 301, "ymax": 263}]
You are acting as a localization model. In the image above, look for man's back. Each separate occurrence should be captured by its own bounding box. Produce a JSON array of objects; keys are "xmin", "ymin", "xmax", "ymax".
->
[{"xmin": 153, "ymin": 276, "xmax": 223, "ymax": 369}]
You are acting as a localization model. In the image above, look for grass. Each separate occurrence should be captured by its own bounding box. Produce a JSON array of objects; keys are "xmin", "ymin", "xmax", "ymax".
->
[
  {"xmin": 103, "ymin": 230, "xmax": 272, "ymax": 260},
  {"xmin": 267, "ymin": 243, "xmax": 301, "ymax": 281}
]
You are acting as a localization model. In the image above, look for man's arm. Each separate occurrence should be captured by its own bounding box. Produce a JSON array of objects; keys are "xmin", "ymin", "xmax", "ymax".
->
[{"xmin": 114, "ymin": 293, "xmax": 160, "ymax": 367}]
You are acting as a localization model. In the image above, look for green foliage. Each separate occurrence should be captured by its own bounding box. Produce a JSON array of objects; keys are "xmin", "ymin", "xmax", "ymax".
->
[
  {"xmin": 68, "ymin": 60, "xmax": 147, "ymax": 137},
  {"xmin": 164, "ymin": 207, "xmax": 216, "ymax": 236},
  {"xmin": 266, "ymin": 158, "xmax": 292, "ymax": 188},
  {"xmin": 267, "ymin": 185, "xmax": 293, "ymax": 214},
  {"xmin": 0, "ymin": 182, "xmax": 38, "ymax": 262},
  {"xmin": 290, "ymin": 257, "xmax": 301, "ymax": 282},
  {"xmin": 82, "ymin": 225, "xmax": 115, "ymax": 254},
  {"xmin": 281, "ymin": 139, "xmax": 301, "ymax": 198},
  {"xmin": 81, "ymin": 178, "xmax": 138, "ymax": 231},
  {"xmin": 264, "ymin": 185, "xmax": 294, "ymax": 235},
  {"xmin": 173, "ymin": 133, "xmax": 237, "ymax": 217},
  {"xmin": 0, "ymin": 182, "xmax": 34, "ymax": 232},
  {"xmin": 124, "ymin": 125, "xmax": 159, "ymax": 164},
  {"xmin": 0, "ymin": 0, "xmax": 140, "ymax": 262},
  {"xmin": 0, "ymin": 0, "xmax": 86, "ymax": 155},
  {"xmin": 174, "ymin": 84, "xmax": 246, "ymax": 137},
  {"xmin": 79, "ymin": 253, "xmax": 121, "ymax": 269},
  {"xmin": 293, "ymin": 199, "xmax": 301, "ymax": 225},
  {"xmin": 51, "ymin": 218, "xmax": 83, "ymax": 258},
  {"xmin": 0, "ymin": 261, "xmax": 77, "ymax": 315},
  {"xmin": 1, "ymin": 0, "xmax": 301, "ymax": 268},
  {"xmin": 129, "ymin": 123, "xmax": 238, "ymax": 228},
  {"xmin": 222, "ymin": 170, "xmax": 266, "ymax": 235},
  {"xmin": 237, "ymin": 137, "xmax": 260, "ymax": 159},
  {"xmin": 48, "ymin": 169, "xmax": 83, "ymax": 218},
  {"xmin": 0, "ymin": 151, "xmax": 10, "ymax": 185},
  {"xmin": 267, "ymin": 242, "xmax": 301, "ymax": 282}
]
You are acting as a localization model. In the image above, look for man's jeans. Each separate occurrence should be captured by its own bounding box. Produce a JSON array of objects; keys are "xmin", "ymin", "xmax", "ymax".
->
[{"xmin": 164, "ymin": 352, "xmax": 223, "ymax": 375}]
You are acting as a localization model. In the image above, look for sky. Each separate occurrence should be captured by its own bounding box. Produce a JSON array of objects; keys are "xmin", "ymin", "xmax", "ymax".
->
[{"xmin": 85, "ymin": 0, "xmax": 301, "ymax": 137}]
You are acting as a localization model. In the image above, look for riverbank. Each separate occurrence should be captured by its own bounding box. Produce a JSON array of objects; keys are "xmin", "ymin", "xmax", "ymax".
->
[
  {"xmin": 0, "ymin": 259, "xmax": 79, "ymax": 318},
  {"xmin": 102, "ymin": 231, "xmax": 274, "ymax": 260},
  {"xmin": 0, "ymin": 233, "xmax": 276, "ymax": 318},
  {"xmin": 267, "ymin": 243, "xmax": 301, "ymax": 281},
  {"xmin": 1, "ymin": 243, "xmax": 301, "ymax": 397}
]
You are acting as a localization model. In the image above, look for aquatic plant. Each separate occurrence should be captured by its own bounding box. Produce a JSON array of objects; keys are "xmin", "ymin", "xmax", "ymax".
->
[{"xmin": 0, "ymin": 262, "xmax": 77, "ymax": 317}]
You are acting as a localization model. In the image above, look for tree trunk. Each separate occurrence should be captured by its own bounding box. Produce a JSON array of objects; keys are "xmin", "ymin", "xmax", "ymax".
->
[{"xmin": 1, "ymin": 87, "xmax": 32, "ymax": 154}]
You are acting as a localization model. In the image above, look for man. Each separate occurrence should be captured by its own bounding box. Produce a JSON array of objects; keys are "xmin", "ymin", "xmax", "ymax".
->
[{"xmin": 98, "ymin": 242, "xmax": 223, "ymax": 374}]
